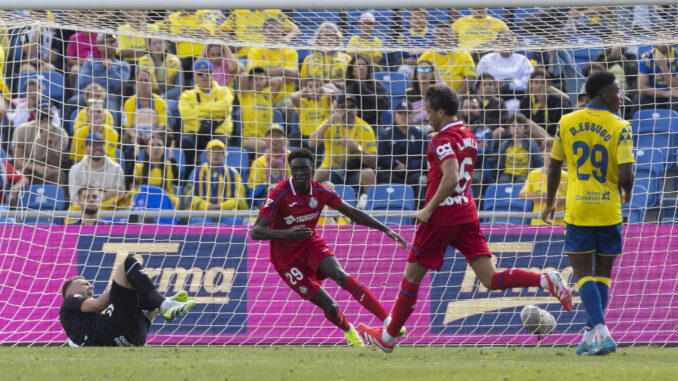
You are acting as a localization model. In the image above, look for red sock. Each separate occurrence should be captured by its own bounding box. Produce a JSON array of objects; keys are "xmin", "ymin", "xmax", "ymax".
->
[
  {"xmin": 325, "ymin": 309, "xmax": 350, "ymax": 331},
  {"xmin": 342, "ymin": 276, "xmax": 389, "ymax": 321},
  {"xmin": 490, "ymin": 268, "xmax": 541, "ymax": 290},
  {"xmin": 386, "ymin": 278, "xmax": 419, "ymax": 338}
]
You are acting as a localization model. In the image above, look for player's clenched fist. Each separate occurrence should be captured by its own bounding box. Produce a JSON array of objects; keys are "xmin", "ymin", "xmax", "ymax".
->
[{"xmin": 283, "ymin": 226, "xmax": 313, "ymax": 241}]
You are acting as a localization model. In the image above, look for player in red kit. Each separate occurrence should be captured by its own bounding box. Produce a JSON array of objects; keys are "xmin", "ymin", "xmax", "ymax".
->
[
  {"xmin": 250, "ymin": 148, "xmax": 407, "ymax": 347},
  {"xmin": 357, "ymin": 85, "xmax": 574, "ymax": 353}
]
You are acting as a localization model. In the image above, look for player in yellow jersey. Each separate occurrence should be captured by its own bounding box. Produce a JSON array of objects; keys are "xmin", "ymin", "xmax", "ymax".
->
[{"xmin": 543, "ymin": 72, "xmax": 634, "ymax": 356}]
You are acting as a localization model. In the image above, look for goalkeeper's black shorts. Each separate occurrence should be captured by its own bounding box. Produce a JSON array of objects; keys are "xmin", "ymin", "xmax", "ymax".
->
[{"xmin": 91, "ymin": 282, "xmax": 150, "ymax": 346}]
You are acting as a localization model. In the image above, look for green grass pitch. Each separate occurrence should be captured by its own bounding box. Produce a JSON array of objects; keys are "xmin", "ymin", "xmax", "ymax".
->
[{"xmin": 3, "ymin": 346, "xmax": 677, "ymax": 380}]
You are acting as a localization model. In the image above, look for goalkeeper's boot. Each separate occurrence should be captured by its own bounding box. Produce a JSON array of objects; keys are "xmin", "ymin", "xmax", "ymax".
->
[
  {"xmin": 357, "ymin": 323, "xmax": 395, "ymax": 353},
  {"xmin": 545, "ymin": 271, "xmax": 574, "ymax": 311},
  {"xmin": 590, "ymin": 336, "xmax": 616, "ymax": 355},
  {"xmin": 147, "ymin": 291, "xmax": 188, "ymax": 321},
  {"xmin": 383, "ymin": 316, "xmax": 407, "ymax": 338},
  {"xmin": 162, "ymin": 299, "xmax": 196, "ymax": 321},
  {"xmin": 344, "ymin": 324, "xmax": 365, "ymax": 347},
  {"xmin": 576, "ymin": 341, "xmax": 593, "ymax": 355}
]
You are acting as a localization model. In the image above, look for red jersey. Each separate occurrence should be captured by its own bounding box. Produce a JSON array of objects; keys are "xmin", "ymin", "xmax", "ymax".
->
[
  {"xmin": 425, "ymin": 120, "xmax": 478, "ymax": 226},
  {"xmin": 259, "ymin": 178, "xmax": 344, "ymax": 264}
]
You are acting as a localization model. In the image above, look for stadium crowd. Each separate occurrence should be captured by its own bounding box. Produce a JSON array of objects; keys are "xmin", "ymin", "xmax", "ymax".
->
[{"xmin": 0, "ymin": 7, "xmax": 676, "ymax": 224}]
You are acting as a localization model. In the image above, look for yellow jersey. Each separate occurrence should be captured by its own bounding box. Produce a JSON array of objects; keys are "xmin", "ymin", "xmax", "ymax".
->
[
  {"xmin": 73, "ymin": 108, "xmax": 115, "ymax": 134},
  {"xmin": 452, "ymin": 15, "xmax": 509, "ymax": 50},
  {"xmin": 219, "ymin": 9, "xmax": 298, "ymax": 58},
  {"xmin": 418, "ymin": 51, "xmax": 476, "ymax": 91},
  {"xmin": 132, "ymin": 161, "xmax": 179, "ymax": 207},
  {"xmin": 116, "ymin": 23, "xmax": 149, "ymax": 62},
  {"xmin": 298, "ymin": 95, "xmax": 331, "ymax": 137},
  {"xmin": 168, "ymin": 10, "xmax": 216, "ymax": 58},
  {"xmin": 137, "ymin": 53, "xmax": 182, "ymax": 95},
  {"xmin": 247, "ymin": 47, "xmax": 298, "ymax": 101},
  {"xmin": 520, "ymin": 168, "xmax": 568, "ymax": 225},
  {"xmin": 300, "ymin": 51, "xmax": 351, "ymax": 82},
  {"xmin": 347, "ymin": 35, "xmax": 383, "ymax": 64},
  {"xmin": 238, "ymin": 90, "xmax": 273, "ymax": 139},
  {"xmin": 70, "ymin": 124, "xmax": 119, "ymax": 163},
  {"xmin": 504, "ymin": 144, "xmax": 530, "ymax": 177},
  {"xmin": 122, "ymin": 94, "xmax": 168, "ymax": 128},
  {"xmin": 178, "ymin": 83, "xmax": 234, "ymax": 136},
  {"xmin": 247, "ymin": 150, "xmax": 291, "ymax": 191},
  {"xmin": 552, "ymin": 105, "xmax": 634, "ymax": 226},
  {"xmin": 320, "ymin": 117, "xmax": 377, "ymax": 169}
]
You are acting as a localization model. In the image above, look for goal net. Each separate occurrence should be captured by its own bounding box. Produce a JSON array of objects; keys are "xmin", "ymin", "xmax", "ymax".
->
[{"xmin": 0, "ymin": 6, "xmax": 676, "ymax": 346}]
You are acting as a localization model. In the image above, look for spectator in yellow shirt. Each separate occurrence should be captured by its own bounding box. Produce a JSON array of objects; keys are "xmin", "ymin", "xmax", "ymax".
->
[
  {"xmin": 71, "ymin": 83, "xmax": 115, "ymax": 134},
  {"xmin": 178, "ymin": 59, "xmax": 234, "ymax": 167},
  {"xmin": 347, "ymin": 12, "xmax": 383, "ymax": 66},
  {"xmin": 247, "ymin": 124, "xmax": 291, "ymax": 206},
  {"xmin": 300, "ymin": 22, "xmax": 350, "ymax": 89},
  {"xmin": 122, "ymin": 69, "xmax": 168, "ymax": 132},
  {"xmin": 247, "ymin": 17, "xmax": 299, "ymax": 121},
  {"xmin": 519, "ymin": 139, "xmax": 567, "ymax": 225},
  {"xmin": 238, "ymin": 66, "xmax": 283, "ymax": 154},
  {"xmin": 452, "ymin": 8, "xmax": 508, "ymax": 50},
  {"xmin": 71, "ymin": 101, "xmax": 119, "ymax": 163},
  {"xmin": 116, "ymin": 10, "xmax": 150, "ymax": 64},
  {"xmin": 290, "ymin": 76, "xmax": 336, "ymax": 143},
  {"xmin": 219, "ymin": 9, "xmax": 299, "ymax": 59},
  {"xmin": 308, "ymin": 94, "xmax": 377, "ymax": 198},
  {"xmin": 167, "ymin": 10, "xmax": 217, "ymax": 80},
  {"xmin": 131, "ymin": 132, "xmax": 180, "ymax": 207},
  {"xmin": 418, "ymin": 26, "xmax": 476, "ymax": 95}
]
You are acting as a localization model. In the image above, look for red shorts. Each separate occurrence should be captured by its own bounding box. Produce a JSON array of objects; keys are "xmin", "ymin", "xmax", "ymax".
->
[
  {"xmin": 408, "ymin": 220, "xmax": 492, "ymax": 270},
  {"xmin": 272, "ymin": 238, "xmax": 335, "ymax": 300}
]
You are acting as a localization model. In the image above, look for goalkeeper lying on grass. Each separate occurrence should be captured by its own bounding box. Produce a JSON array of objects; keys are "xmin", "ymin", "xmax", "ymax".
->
[{"xmin": 59, "ymin": 255, "xmax": 195, "ymax": 347}]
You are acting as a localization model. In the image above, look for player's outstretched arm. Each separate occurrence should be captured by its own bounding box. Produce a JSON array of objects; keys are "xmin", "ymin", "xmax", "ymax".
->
[
  {"xmin": 542, "ymin": 158, "xmax": 564, "ymax": 224},
  {"xmin": 249, "ymin": 215, "xmax": 313, "ymax": 241},
  {"xmin": 336, "ymin": 203, "xmax": 407, "ymax": 248}
]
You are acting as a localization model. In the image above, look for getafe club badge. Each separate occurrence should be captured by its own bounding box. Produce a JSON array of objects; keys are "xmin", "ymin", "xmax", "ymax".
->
[{"xmin": 308, "ymin": 197, "xmax": 318, "ymax": 209}]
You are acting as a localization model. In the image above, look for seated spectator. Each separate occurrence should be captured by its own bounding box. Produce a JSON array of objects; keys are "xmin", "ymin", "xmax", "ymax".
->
[
  {"xmin": 497, "ymin": 114, "xmax": 544, "ymax": 184},
  {"xmin": 593, "ymin": 33, "xmax": 638, "ymax": 98},
  {"xmin": 317, "ymin": 181, "xmax": 351, "ymax": 226},
  {"xmin": 237, "ymin": 66, "xmax": 282, "ymax": 154},
  {"xmin": 167, "ymin": 10, "xmax": 217, "ymax": 80},
  {"xmin": 69, "ymin": 186, "xmax": 110, "ymax": 225},
  {"xmin": 178, "ymin": 59, "xmax": 234, "ymax": 167},
  {"xmin": 531, "ymin": 47, "xmax": 586, "ymax": 106},
  {"xmin": 635, "ymin": 31, "xmax": 678, "ymax": 113},
  {"xmin": 452, "ymin": 8, "xmax": 509, "ymax": 50},
  {"xmin": 65, "ymin": 30, "xmax": 100, "ymax": 90},
  {"xmin": 397, "ymin": 8, "xmax": 434, "ymax": 78},
  {"xmin": 576, "ymin": 93, "xmax": 591, "ymax": 109},
  {"xmin": 300, "ymin": 22, "xmax": 350, "ymax": 88},
  {"xmin": 581, "ymin": 62, "xmax": 606, "ymax": 79},
  {"xmin": 204, "ymin": 44, "xmax": 239, "ymax": 88},
  {"xmin": 184, "ymin": 139, "xmax": 248, "ymax": 212},
  {"xmin": 345, "ymin": 55, "xmax": 390, "ymax": 128},
  {"xmin": 473, "ymin": 72, "xmax": 509, "ymax": 131},
  {"xmin": 309, "ymin": 94, "xmax": 377, "ymax": 203},
  {"xmin": 75, "ymin": 33, "xmax": 131, "ymax": 115},
  {"xmin": 17, "ymin": 10, "xmax": 63, "ymax": 73},
  {"xmin": 219, "ymin": 9, "xmax": 299, "ymax": 60},
  {"xmin": 68, "ymin": 132, "xmax": 126, "ymax": 207},
  {"xmin": 460, "ymin": 96, "xmax": 495, "ymax": 195},
  {"xmin": 247, "ymin": 17, "xmax": 300, "ymax": 122},
  {"xmin": 519, "ymin": 139, "xmax": 567, "ymax": 225},
  {"xmin": 122, "ymin": 69, "xmax": 168, "ymax": 141},
  {"xmin": 290, "ymin": 76, "xmax": 335, "ymax": 144},
  {"xmin": 347, "ymin": 12, "xmax": 384, "ymax": 66},
  {"xmin": 11, "ymin": 101, "xmax": 69, "ymax": 187},
  {"xmin": 520, "ymin": 69, "xmax": 572, "ymax": 137},
  {"xmin": 476, "ymin": 30, "xmax": 533, "ymax": 105},
  {"xmin": 130, "ymin": 132, "xmax": 179, "ymax": 207},
  {"xmin": 71, "ymin": 101, "xmax": 119, "ymax": 163},
  {"xmin": 137, "ymin": 36, "xmax": 183, "ymax": 131},
  {"xmin": 247, "ymin": 124, "xmax": 291, "ymax": 206},
  {"xmin": 418, "ymin": 26, "xmax": 475, "ymax": 95},
  {"xmin": 10, "ymin": 79, "xmax": 46, "ymax": 127},
  {"xmin": 377, "ymin": 101, "xmax": 427, "ymax": 203},
  {"xmin": 72, "ymin": 83, "xmax": 115, "ymax": 134},
  {"xmin": 405, "ymin": 59, "xmax": 445, "ymax": 125}
]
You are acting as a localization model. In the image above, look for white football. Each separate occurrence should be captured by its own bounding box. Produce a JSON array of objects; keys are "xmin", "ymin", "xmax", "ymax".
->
[{"xmin": 520, "ymin": 305, "xmax": 556, "ymax": 336}]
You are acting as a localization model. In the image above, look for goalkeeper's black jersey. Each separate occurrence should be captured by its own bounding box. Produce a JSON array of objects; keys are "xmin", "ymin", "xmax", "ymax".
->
[{"xmin": 59, "ymin": 294, "xmax": 102, "ymax": 347}]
